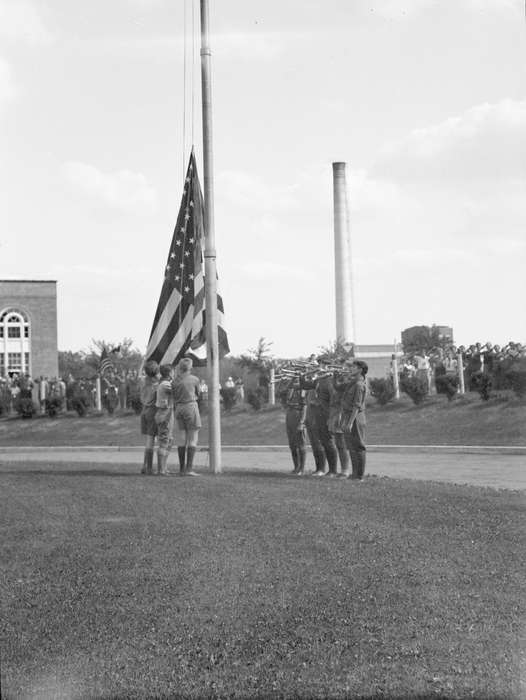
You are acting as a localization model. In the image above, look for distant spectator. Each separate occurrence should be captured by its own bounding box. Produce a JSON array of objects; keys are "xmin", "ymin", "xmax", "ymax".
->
[
  {"xmin": 198, "ymin": 379, "xmax": 208, "ymax": 410},
  {"xmin": 234, "ymin": 378, "xmax": 245, "ymax": 404},
  {"xmin": 414, "ymin": 352, "xmax": 430, "ymax": 394},
  {"xmin": 117, "ymin": 372, "xmax": 127, "ymax": 411}
]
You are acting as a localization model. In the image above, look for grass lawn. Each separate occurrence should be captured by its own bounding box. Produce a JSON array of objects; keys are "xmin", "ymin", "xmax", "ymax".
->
[
  {"xmin": 1, "ymin": 462, "xmax": 524, "ymax": 699},
  {"xmin": 0, "ymin": 391, "xmax": 525, "ymax": 448}
]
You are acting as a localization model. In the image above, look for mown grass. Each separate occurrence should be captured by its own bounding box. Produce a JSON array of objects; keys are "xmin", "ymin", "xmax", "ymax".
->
[
  {"xmin": 0, "ymin": 391, "xmax": 525, "ymax": 447},
  {"xmin": 1, "ymin": 461, "xmax": 524, "ymax": 699}
]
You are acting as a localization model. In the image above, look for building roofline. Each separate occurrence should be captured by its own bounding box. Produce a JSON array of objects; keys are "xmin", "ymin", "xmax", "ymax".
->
[{"xmin": 0, "ymin": 279, "xmax": 57, "ymax": 283}]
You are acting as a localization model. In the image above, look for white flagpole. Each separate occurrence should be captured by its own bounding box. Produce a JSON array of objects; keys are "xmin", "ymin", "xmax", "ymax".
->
[{"xmin": 200, "ymin": 0, "xmax": 221, "ymax": 474}]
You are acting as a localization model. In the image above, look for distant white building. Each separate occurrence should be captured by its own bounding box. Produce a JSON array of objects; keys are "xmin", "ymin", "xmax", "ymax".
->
[{"xmin": 354, "ymin": 344, "xmax": 402, "ymax": 379}]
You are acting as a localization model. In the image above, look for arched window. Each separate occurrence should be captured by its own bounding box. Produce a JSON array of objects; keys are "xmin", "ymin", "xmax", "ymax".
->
[{"xmin": 0, "ymin": 308, "xmax": 31, "ymax": 377}]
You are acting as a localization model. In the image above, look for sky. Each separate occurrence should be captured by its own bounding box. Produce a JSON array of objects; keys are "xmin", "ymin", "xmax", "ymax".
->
[{"xmin": 1, "ymin": 0, "xmax": 525, "ymax": 358}]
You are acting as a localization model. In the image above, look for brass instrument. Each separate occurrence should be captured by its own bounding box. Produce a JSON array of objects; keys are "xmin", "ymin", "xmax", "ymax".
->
[{"xmin": 272, "ymin": 360, "xmax": 354, "ymax": 384}]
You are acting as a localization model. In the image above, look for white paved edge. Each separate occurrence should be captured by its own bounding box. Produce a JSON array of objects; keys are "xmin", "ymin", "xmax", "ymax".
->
[{"xmin": 0, "ymin": 445, "xmax": 525, "ymax": 455}]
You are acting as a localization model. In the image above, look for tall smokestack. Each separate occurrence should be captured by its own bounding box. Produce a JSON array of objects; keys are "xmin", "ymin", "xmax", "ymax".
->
[{"xmin": 332, "ymin": 162, "xmax": 355, "ymax": 345}]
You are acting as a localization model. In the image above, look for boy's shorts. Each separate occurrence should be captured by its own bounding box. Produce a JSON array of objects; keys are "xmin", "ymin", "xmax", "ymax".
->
[
  {"xmin": 154, "ymin": 408, "xmax": 174, "ymax": 448},
  {"xmin": 140, "ymin": 406, "xmax": 158, "ymax": 436},
  {"xmin": 174, "ymin": 402, "xmax": 202, "ymax": 431}
]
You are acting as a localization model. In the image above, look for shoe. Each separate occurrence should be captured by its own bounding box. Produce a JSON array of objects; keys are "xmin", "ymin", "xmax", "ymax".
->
[
  {"xmin": 184, "ymin": 470, "xmax": 200, "ymax": 477},
  {"xmin": 325, "ymin": 472, "xmax": 337, "ymax": 478},
  {"xmin": 311, "ymin": 470, "xmax": 325, "ymax": 477},
  {"xmin": 295, "ymin": 471, "xmax": 304, "ymax": 476}
]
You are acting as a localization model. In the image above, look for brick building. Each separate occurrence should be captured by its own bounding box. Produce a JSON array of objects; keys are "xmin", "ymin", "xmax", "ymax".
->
[{"xmin": 0, "ymin": 280, "xmax": 58, "ymax": 380}]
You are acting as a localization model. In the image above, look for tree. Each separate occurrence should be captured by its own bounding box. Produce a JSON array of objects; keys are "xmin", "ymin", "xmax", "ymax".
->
[
  {"xmin": 87, "ymin": 338, "xmax": 144, "ymax": 376},
  {"xmin": 59, "ymin": 339, "xmax": 144, "ymax": 379},
  {"xmin": 317, "ymin": 339, "xmax": 355, "ymax": 364},
  {"xmin": 237, "ymin": 338, "xmax": 274, "ymax": 396},
  {"xmin": 58, "ymin": 350, "xmax": 93, "ymax": 379},
  {"xmin": 401, "ymin": 325, "xmax": 450, "ymax": 355}
]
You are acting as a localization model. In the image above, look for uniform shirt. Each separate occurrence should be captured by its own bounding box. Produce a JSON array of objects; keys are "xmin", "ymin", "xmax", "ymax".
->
[
  {"xmin": 341, "ymin": 376, "xmax": 366, "ymax": 414},
  {"xmin": 173, "ymin": 373, "xmax": 200, "ymax": 404},
  {"xmin": 285, "ymin": 386, "xmax": 306, "ymax": 411},
  {"xmin": 330, "ymin": 373, "xmax": 350, "ymax": 409},
  {"xmin": 155, "ymin": 379, "xmax": 174, "ymax": 409},
  {"xmin": 140, "ymin": 376, "xmax": 158, "ymax": 409},
  {"xmin": 315, "ymin": 375, "xmax": 334, "ymax": 411}
]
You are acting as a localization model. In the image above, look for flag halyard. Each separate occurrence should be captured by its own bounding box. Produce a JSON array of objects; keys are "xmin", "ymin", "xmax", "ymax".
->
[{"xmin": 145, "ymin": 152, "xmax": 229, "ymax": 367}]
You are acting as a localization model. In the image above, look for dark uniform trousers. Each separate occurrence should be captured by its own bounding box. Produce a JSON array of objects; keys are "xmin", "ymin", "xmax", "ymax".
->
[
  {"xmin": 286, "ymin": 408, "xmax": 307, "ymax": 472},
  {"xmin": 300, "ymin": 380, "xmax": 338, "ymax": 474},
  {"xmin": 329, "ymin": 404, "xmax": 350, "ymax": 474},
  {"xmin": 286, "ymin": 408, "xmax": 306, "ymax": 450},
  {"xmin": 313, "ymin": 404, "xmax": 338, "ymax": 473},
  {"xmin": 305, "ymin": 403, "xmax": 326, "ymax": 472},
  {"xmin": 343, "ymin": 411, "xmax": 366, "ymax": 478}
]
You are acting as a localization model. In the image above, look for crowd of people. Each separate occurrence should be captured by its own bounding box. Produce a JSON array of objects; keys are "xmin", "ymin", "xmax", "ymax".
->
[
  {"xmin": 396, "ymin": 340, "xmax": 525, "ymax": 395},
  {"xmin": 0, "ymin": 370, "xmax": 145, "ymax": 417},
  {"xmin": 1, "ymin": 338, "xmax": 523, "ymax": 427}
]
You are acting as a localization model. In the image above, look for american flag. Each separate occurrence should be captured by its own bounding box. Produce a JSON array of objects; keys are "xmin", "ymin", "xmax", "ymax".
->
[
  {"xmin": 145, "ymin": 151, "xmax": 229, "ymax": 367},
  {"xmin": 99, "ymin": 347, "xmax": 115, "ymax": 376}
]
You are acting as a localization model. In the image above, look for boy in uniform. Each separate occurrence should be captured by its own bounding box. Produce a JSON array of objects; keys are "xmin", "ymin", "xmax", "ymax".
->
[
  {"xmin": 154, "ymin": 364, "xmax": 175, "ymax": 475},
  {"xmin": 139, "ymin": 360, "xmax": 159, "ymax": 474},
  {"xmin": 280, "ymin": 376, "xmax": 307, "ymax": 475},
  {"xmin": 340, "ymin": 360, "xmax": 368, "ymax": 481},
  {"xmin": 300, "ymin": 356, "xmax": 338, "ymax": 476},
  {"xmin": 173, "ymin": 357, "xmax": 202, "ymax": 476}
]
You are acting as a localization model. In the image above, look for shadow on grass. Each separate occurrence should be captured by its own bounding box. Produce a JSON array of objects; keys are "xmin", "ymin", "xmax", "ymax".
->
[
  {"xmin": 0, "ymin": 467, "xmax": 300, "ymax": 481},
  {"xmin": 0, "ymin": 469, "xmax": 145, "ymax": 477}
]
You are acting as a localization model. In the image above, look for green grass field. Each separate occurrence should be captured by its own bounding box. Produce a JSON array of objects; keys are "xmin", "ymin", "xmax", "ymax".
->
[
  {"xmin": 1, "ymin": 462, "xmax": 524, "ymax": 698},
  {"xmin": 1, "ymin": 391, "xmax": 525, "ymax": 447}
]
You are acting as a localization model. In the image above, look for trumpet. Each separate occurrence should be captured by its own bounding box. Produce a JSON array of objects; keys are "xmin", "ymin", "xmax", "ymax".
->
[{"xmin": 272, "ymin": 364, "xmax": 352, "ymax": 384}]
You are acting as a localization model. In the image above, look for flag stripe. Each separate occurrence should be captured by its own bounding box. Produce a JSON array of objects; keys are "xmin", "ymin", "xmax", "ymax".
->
[
  {"xmin": 145, "ymin": 287, "xmax": 182, "ymax": 357},
  {"xmin": 148, "ymin": 297, "xmax": 191, "ymax": 364},
  {"xmin": 145, "ymin": 151, "xmax": 229, "ymax": 368},
  {"xmin": 158, "ymin": 306, "xmax": 195, "ymax": 365}
]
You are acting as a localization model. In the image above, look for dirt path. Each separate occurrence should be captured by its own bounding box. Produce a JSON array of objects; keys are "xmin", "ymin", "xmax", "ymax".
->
[{"xmin": 1, "ymin": 447, "xmax": 524, "ymax": 490}]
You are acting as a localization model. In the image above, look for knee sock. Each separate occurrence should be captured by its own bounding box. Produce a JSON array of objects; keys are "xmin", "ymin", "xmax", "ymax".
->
[
  {"xmin": 177, "ymin": 446, "xmax": 186, "ymax": 473},
  {"xmin": 335, "ymin": 435, "xmax": 350, "ymax": 473},
  {"xmin": 297, "ymin": 447, "xmax": 306, "ymax": 473},
  {"xmin": 186, "ymin": 446, "xmax": 196, "ymax": 472},
  {"xmin": 358, "ymin": 451, "xmax": 366, "ymax": 478},
  {"xmin": 290, "ymin": 449, "xmax": 299, "ymax": 472}
]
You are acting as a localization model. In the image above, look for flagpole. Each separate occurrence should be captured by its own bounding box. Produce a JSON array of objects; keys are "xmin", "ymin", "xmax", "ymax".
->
[{"xmin": 200, "ymin": 0, "xmax": 221, "ymax": 474}]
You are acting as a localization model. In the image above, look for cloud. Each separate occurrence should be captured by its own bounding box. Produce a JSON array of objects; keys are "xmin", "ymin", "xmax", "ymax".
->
[
  {"xmin": 464, "ymin": 0, "xmax": 522, "ymax": 14},
  {"xmin": 67, "ymin": 26, "xmax": 310, "ymax": 63},
  {"xmin": 237, "ymin": 261, "xmax": 308, "ymax": 281},
  {"xmin": 0, "ymin": 0, "xmax": 54, "ymax": 44},
  {"xmin": 0, "ymin": 57, "xmax": 15, "ymax": 105},
  {"xmin": 372, "ymin": 99, "xmax": 526, "ymax": 184},
  {"xmin": 61, "ymin": 162, "xmax": 158, "ymax": 216},
  {"xmin": 347, "ymin": 169, "xmax": 413, "ymax": 213},
  {"xmin": 361, "ymin": 0, "xmax": 435, "ymax": 20},
  {"xmin": 356, "ymin": 0, "xmax": 520, "ymax": 20},
  {"xmin": 392, "ymin": 247, "xmax": 472, "ymax": 264},
  {"xmin": 214, "ymin": 32, "xmax": 300, "ymax": 61},
  {"xmin": 217, "ymin": 169, "xmax": 299, "ymax": 212}
]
